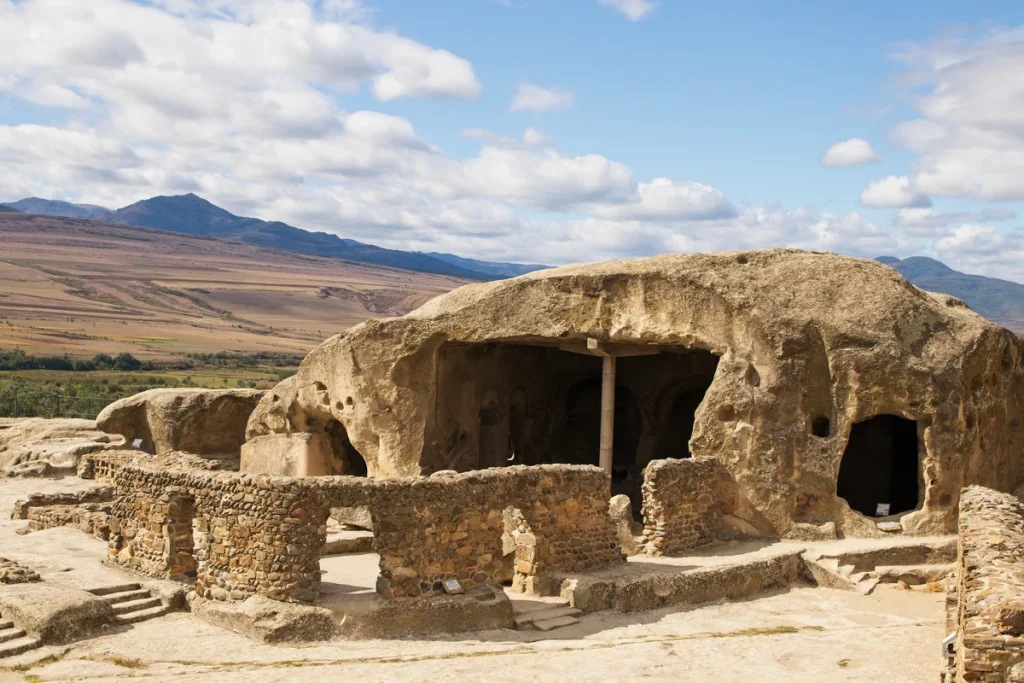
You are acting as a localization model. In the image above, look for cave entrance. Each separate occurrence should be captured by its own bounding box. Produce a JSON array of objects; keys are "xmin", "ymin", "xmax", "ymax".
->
[
  {"xmin": 326, "ymin": 419, "xmax": 368, "ymax": 477},
  {"xmin": 836, "ymin": 415, "xmax": 920, "ymax": 518},
  {"xmin": 558, "ymin": 377, "xmax": 642, "ymax": 496},
  {"xmin": 428, "ymin": 338, "xmax": 720, "ymax": 508}
]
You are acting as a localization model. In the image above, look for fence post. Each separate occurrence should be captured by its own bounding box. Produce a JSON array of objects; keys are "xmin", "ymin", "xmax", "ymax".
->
[{"xmin": 55, "ymin": 389, "xmax": 61, "ymax": 418}]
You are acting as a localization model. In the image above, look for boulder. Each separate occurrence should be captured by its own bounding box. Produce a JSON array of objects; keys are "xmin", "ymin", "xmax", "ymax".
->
[
  {"xmin": 246, "ymin": 249, "xmax": 1024, "ymax": 537},
  {"xmin": 193, "ymin": 594, "xmax": 335, "ymax": 643},
  {"xmin": 0, "ymin": 583, "xmax": 113, "ymax": 643},
  {"xmin": 0, "ymin": 418, "xmax": 118, "ymax": 476},
  {"xmin": 97, "ymin": 389, "xmax": 264, "ymax": 459}
]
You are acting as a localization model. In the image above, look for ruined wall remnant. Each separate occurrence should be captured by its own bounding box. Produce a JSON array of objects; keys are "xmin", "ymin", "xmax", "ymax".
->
[
  {"xmin": 246, "ymin": 250, "xmax": 1024, "ymax": 538},
  {"xmin": 640, "ymin": 457, "xmax": 744, "ymax": 555},
  {"xmin": 950, "ymin": 486, "xmax": 1024, "ymax": 682},
  {"xmin": 106, "ymin": 461, "xmax": 621, "ymax": 603},
  {"xmin": 365, "ymin": 465, "xmax": 622, "ymax": 598}
]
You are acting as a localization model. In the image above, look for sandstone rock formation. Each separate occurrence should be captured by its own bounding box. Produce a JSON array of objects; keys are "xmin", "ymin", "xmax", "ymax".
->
[
  {"xmin": 0, "ymin": 418, "xmax": 119, "ymax": 476},
  {"xmin": 246, "ymin": 249, "xmax": 1024, "ymax": 538},
  {"xmin": 98, "ymin": 388, "xmax": 264, "ymax": 460}
]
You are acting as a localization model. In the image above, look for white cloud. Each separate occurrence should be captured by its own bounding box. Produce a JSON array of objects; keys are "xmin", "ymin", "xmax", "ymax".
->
[
  {"xmin": 894, "ymin": 207, "xmax": 1015, "ymax": 237},
  {"xmin": 887, "ymin": 27, "xmax": 1024, "ymax": 201},
  {"xmin": 597, "ymin": 0, "xmax": 657, "ymax": 21},
  {"xmin": 820, "ymin": 138, "xmax": 881, "ymax": 167},
  {"xmin": 859, "ymin": 175, "xmax": 931, "ymax": 208},
  {"xmin": 934, "ymin": 224, "xmax": 1024, "ymax": 279},
  {"xmin": 510, "ymin": 84, "xmax": 574, "ymax": 113},
  {"xmin": 7, "ymin": 0, "xmax": 1024, "ymax": 282},
  {"xmin": 0, "ymin": 0, "xmax": 482, "ymax": 118}
]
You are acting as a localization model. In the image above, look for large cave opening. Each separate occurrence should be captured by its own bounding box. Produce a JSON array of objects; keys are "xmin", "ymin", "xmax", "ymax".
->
[
  {"xmin": 427, "ymin": 340, "xmax": 719, "ymax": 510},
  {"xmin": 836, "ymin": 414, "xmax": 920, "ymax": 518}
]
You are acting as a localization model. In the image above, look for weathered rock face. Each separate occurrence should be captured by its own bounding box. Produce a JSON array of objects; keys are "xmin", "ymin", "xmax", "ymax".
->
[
  {"xmin": 98, "ymin": 389, "xmax": 264, "ymax": 459},
  {"xmin": 0, "ymin": 418, "xmax": 119, "ymax": 476},
  {"xmin": 247, "ymin": 249, "xmax": 1024, "ymax": 537}
]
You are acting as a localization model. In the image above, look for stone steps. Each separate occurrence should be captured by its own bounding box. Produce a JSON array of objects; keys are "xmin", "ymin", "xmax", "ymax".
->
[
  {"xmin": 104, "ymin": 589, "xmax": 151, "ymax": 604},
  {"xmin": 87, "ymin": 582, "xmax": 141, "ymax": 597},
  {"xmin": 0, "ymin": 635, "xmax": 41, "ymax": 659},
  {"xmin": 114, "ymin": 605, "xmax": 169, "ymax": 626},
  {"xmin": 0, "ymin": 613, "xmax": 40, "ymax": 660},
  {"xmin": 87, "ymin": 585, "xmax": 169, "ymax": 626},
  {"xmin": 804, "ymin": 549, "xmax": 953, "ymax": 596},
  {"xmin": 511, "ymin": 596, "xmax": 582, "ymax": 631}
]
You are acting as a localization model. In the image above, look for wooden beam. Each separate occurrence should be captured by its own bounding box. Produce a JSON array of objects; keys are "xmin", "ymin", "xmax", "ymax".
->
[{"xmin": 558, "ymin": 338, "xmax": 661, "ymax": 358}]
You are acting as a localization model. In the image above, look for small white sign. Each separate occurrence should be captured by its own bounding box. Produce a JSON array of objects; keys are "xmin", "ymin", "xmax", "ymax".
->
[
  {"xmin": 442, "ymin": 578, "xmax": 464, "ymax": 595},
  {"xmin": 131, "ymin": 438, "xmax": 144, "ymax": 449},
  {"xmin": 876, "ymin": 503, "xmax": 891, "ymax": 517}
]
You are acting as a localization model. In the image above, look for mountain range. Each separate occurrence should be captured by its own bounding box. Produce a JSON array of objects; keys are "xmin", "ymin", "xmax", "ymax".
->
[
  {"xmin": 876, "ymin": 256, "xmax": 1024, "ymax": 332},
  {"xmin": 2, "ymin": 195, "xmax": 546, "ymax": 280},
  {"xmin": 3, "ymin": 194, "xmax": 1022, "ymax": 332}
]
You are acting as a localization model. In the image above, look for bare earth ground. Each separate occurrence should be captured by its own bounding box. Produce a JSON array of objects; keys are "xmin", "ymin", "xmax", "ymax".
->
[
  {"xmin": 0, "ymin": 477, "xmax": 944, "ymax": 683},
  {"xmin": 0, "ymin": 214, "xmax": 465, "ymax": 359}
]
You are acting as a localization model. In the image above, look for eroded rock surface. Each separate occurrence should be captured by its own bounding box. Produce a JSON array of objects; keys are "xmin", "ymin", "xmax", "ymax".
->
[
  {"xmin": 247, "ymin": 249, "xmax": 1024, "ymax": 537},
  {"xmin": 0, "ymin": 418, "xmax": 118, "ymax": 476},
  {"xmin": 98, "ymin": 389, "xmax": 264, "ymax": 459}
]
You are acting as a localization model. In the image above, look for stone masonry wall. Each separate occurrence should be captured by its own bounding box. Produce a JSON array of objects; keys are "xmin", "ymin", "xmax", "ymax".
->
[
  {"xmin": 11, "ymin": 486, "xmax": 113, "ymax": 519},
  {"xmin": 26, "ymin": 503, "xmax": 111, "ymax": 540},
  {"xmin": 952, "ymin": 486, "xmax": 1024, "ymax": 682},
  {"xmin": 358, "ymin": 465, "xmax": 623, "ymax": 598},
  {"xmin": 641, "ymin": 457, "xmax": 727, "ymax": 555},
  {"xmin": 107, "ymin": 461, "xmax": 621, "ymax": 603}
]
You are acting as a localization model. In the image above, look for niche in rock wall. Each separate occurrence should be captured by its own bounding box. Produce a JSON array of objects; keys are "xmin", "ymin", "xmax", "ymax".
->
[{"xmin": 836, "ymin": 415, "xmax": 920, "ymax": 517}]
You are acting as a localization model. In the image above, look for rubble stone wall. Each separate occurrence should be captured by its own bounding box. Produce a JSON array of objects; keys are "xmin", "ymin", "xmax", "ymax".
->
[
  {"xmin": 953, "ymin": 486, "xmax": 1024, "ymax": 682},
  {"xmin": 107, "ymin": 462, "xmax": 621, "ymax": 603},
  {"xmin": 78, "ymin": 450, "xmax": 136, "ymax": 481},
  {"xmin": 26, "ymin": 503, "xmax": 111, "ymax": 540},
  {"xmin": 11, "ymin": 486, "xmax": 113, "ymax": 519},
  {"xmin": 356, "ymin": 465, "xmax": 623, "ymax": 598},
  {"xmin": 641, "ymin": 457, "xmax": 728, "ymax": 555}
]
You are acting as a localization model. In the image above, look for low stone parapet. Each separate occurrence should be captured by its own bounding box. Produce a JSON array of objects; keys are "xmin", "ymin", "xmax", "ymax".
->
[{"xmin": 106, "ymin": 461, "xmax": 623, "ymax": 605}]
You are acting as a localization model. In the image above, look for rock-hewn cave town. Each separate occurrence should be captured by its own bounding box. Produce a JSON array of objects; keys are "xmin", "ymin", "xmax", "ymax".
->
[{"xmin": 2, "ymin": 250, "xmax": 1023, "ymax": 682}]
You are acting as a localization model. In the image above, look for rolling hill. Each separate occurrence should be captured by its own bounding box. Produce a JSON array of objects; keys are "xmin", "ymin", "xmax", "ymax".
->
[
  {"xmin": 4, "ymin": 198, "xmax": 108, "ymax": 219},
  {"xmin": 877, "ymin": 256, "xmax": 1024, "ymax": 332},
  {"xmin": 0, "ymin": 212, "xmax": 468, "ymax": 359},
  {"xmin": 3, "ymin": 194, "xmax": 548, "ymax": 281}
]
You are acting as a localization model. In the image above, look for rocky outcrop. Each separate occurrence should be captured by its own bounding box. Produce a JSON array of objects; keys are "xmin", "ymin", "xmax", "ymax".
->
[
  {"xmin": 98, "ymin": 389, "xmax": 264, "ymax": 459},
  {"xmin": 247, "ymin": 249, "xmax": 1024, "ymax": 537},
  {"xmin": 0, "ymin": 418, "xmax": 119, "ymax": 476}
]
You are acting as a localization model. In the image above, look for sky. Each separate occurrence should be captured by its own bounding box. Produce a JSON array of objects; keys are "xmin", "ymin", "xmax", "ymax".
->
[{"xmin": 2, "ymin": 0, "xmax": 1024, "ymax": 281}]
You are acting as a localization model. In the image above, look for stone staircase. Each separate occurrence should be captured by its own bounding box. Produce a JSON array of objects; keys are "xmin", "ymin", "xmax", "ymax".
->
[
  {"xmin": 509, "ymin": 594, "xmax": 582, "ymax": 632},
  {"xmin": 87, "ymin": 583, "xmax": 169, "ymax": 626},
  {"xmin": 803, "ymin": 539, "xmax": 956, "ymax": 596},
  {"xmin": 0, "ymin": 612, "xmax": 41, "ymax": 659}
]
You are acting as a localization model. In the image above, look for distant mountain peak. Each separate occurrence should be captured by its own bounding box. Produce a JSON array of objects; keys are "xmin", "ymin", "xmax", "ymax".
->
[{"xmin": 878, "ymin": 254, "xmax": 1024, "ymax": 332}]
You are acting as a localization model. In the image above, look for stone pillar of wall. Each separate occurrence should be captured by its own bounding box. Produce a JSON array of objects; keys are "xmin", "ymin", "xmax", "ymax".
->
[
  {"xmin": 192, "ymin": 476, "xmax": 330, "ymax": 603},
  {"xmin": 641, "ymin": 456, "xmax": 724, "ymax": 555},
  {"xmin": 952, "ymin": 486, "xmax": 1024, "ymax": 682},
  {"xmin": 108, "ymin": 474, "xmax": 195, "ymax": 579}
]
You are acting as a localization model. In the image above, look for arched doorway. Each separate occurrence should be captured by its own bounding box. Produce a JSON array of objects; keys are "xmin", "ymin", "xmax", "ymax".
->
[{"xmin": 836, "ymin": 415, "xmax": 919, "ymax": 517}]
